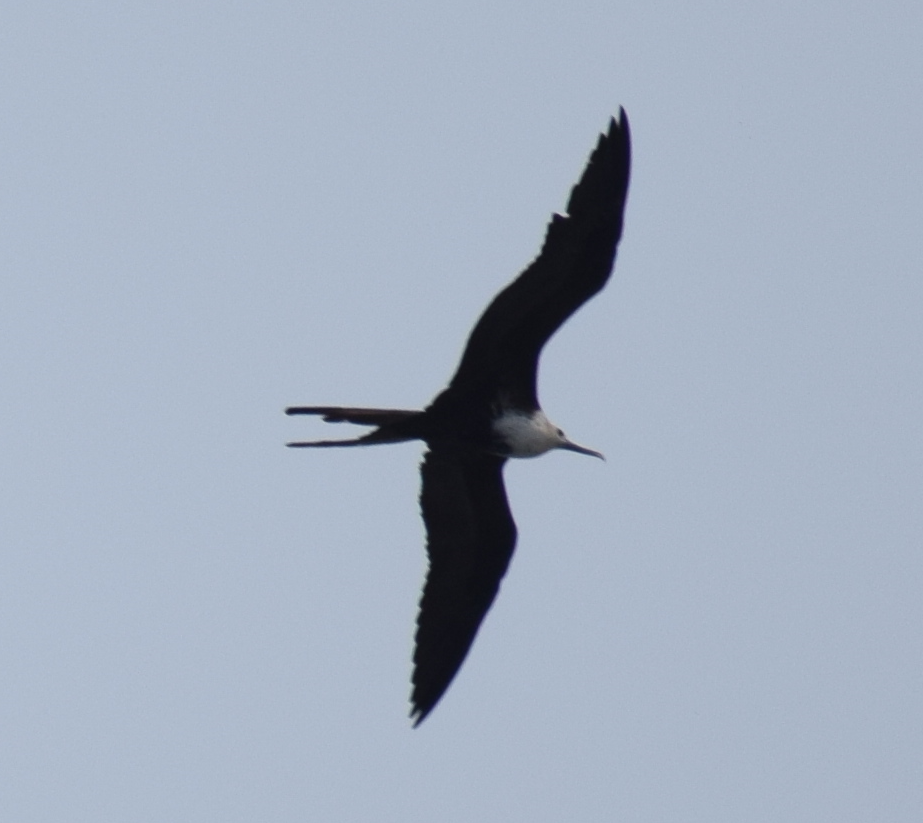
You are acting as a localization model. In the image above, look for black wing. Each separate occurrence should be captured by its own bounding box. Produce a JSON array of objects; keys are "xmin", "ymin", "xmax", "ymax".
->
[
  {"xmin": 447, "ymin": 109, "xmax": 631, "ymax": 407},
  {"xmin": 411, "ymin": 449, "xmax": 516, "ymax": 725}
]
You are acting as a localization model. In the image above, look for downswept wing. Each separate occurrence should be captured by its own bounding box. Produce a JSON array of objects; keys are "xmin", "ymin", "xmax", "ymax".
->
[
  {"xmin": 447, "ymin": 110, "xmax": 631, "ymax": 407},
  {"xmin": 411, "ymin": 449, "xmax": 517, "ymax": 724}
]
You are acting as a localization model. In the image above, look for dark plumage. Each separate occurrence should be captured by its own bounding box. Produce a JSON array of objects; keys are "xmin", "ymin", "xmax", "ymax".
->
[{"xmin": 287, "ymin": 110, "xmax": 631, "ymax": 724}]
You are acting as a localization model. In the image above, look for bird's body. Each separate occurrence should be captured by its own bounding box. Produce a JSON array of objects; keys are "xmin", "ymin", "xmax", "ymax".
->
[{"xmin": 287, "ymin": 110, "xmax": 631, "ymax": 724}]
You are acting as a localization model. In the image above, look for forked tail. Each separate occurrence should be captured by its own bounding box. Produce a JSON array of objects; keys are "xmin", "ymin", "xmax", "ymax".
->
[{"xmin": 285, "ymin": 406, "xmax": 425, "ymax": 448}]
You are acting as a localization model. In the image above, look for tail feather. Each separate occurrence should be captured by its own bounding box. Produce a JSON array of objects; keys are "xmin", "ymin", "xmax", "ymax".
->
[
  {"xmin": 287, "ymin": 437, "xmax": 375, "ymax": 448},
  {"xmin": 285, "ymin": 406, "xmax": 421, "ymax": 426},
  {"xmin": 285, "ymin": 405, "xmax": 425, "ymax": 448}
]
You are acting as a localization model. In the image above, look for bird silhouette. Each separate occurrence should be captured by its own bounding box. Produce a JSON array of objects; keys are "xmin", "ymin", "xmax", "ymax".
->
[{"xmin": 287, "ymin": 110, "xmax": 631, "ymax": 724}]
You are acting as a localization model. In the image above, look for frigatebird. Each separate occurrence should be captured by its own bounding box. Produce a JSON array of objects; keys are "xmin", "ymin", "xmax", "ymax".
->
[{"xmin": 287, "ymin": 110, "xmax": 631, "ymax": 725}]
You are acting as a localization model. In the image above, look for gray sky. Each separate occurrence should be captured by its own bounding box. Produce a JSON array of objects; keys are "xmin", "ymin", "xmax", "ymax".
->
[{"xmin": 2, "ymin": 2, "xmax": 922, "ymax": 820}]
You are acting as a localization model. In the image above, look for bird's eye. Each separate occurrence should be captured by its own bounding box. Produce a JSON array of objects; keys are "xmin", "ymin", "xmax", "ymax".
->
[{"xmin": 556, "ymin": 428, "xmax": 564, "ymax": 437}]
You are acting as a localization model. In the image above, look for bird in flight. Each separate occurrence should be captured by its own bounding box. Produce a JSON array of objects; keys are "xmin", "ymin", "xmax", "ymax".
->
[{"xmin": 287, "ymin": 110, "xmax": 631, "ymax": 725}]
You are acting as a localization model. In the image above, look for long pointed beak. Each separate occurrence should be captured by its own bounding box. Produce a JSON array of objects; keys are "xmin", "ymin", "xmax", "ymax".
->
[{"xmin": 559, "ymin": 439, "xmax": 605, "ymax": 460}]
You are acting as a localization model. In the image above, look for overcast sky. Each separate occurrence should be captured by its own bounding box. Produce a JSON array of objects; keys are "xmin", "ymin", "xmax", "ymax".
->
[{"xmin": 2, "ymin": 2, "xmax": 922, "ymax": 821}]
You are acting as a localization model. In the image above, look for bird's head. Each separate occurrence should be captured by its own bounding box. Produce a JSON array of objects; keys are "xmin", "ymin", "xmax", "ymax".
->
[{"xmin": 493, "ymin": 410, "xmax": 604, "ymax": 460}]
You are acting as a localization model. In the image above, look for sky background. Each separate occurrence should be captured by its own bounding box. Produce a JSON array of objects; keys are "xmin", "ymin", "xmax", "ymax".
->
[{"xmin": 2, "ymin": 2, "xmax": 922, "ymax": 821}]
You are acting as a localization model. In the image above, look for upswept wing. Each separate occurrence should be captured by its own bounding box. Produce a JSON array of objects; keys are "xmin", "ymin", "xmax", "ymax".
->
[
  {"xmin": 411, "ymin": 449, "xmax": 516, "ymax": 724},
  {"xmin": 447, "ymin": 109, "xmax": 631, "ymax": 407}
]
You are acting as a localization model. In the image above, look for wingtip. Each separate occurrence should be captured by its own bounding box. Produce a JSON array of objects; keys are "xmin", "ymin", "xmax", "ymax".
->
[
  {"xmin": 618, "ymin": 106, "xmax": 630, "ymax": 140},
  {"xmin": 593, "ymin": 108, "xmax": 630, "ymax": 167},
  {"xmin": 610, "ymin": 106, "xmax": 630, "ymax": 140},
  {"xmin": 409, "ymin": 703, "xmax": 432, "ymax": 728},
  {"xmin": 600, "ymin": 107, "xmax": 626, "ymax": 134}
]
